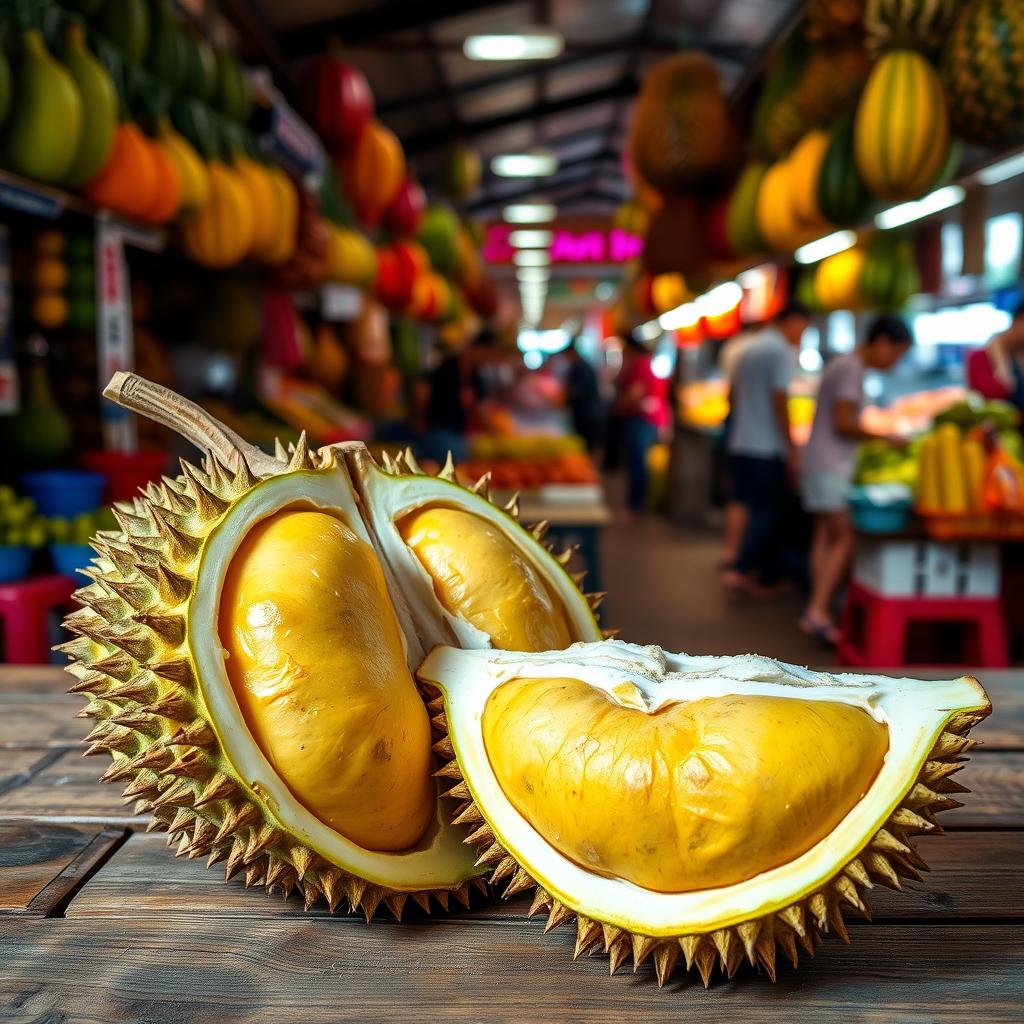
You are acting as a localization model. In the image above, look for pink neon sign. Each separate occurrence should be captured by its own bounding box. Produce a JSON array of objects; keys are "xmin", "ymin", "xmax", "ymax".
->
[{"xmin": 484, "ymin": 224, "xmax": 643, "ymax": 264}]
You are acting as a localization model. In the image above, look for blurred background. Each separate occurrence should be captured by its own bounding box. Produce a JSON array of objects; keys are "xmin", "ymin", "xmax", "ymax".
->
[{"xmin": 0, "ymin": 0, "xmax": 1023, "ymax": 672}]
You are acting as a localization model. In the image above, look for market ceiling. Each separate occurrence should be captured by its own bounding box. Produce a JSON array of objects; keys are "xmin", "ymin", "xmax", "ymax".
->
[{"xmin": 236, "ymin": 0, "xmax": 804, "ymax": 218}]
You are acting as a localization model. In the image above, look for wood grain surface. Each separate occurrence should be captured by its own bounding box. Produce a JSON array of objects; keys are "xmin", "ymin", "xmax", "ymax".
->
[{"xmin": 1, "ymin": 666, "xmax": 1021, "ymax": 1024}]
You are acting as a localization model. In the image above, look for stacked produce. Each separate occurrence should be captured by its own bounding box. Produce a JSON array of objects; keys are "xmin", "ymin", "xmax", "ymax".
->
[
  {"xmin": 29, "ymin": 229, "xmax": 69, "ymax": 330},
  {"xmin": 62, "ymin": 373, "xmax": 992, "ymax": 985}
]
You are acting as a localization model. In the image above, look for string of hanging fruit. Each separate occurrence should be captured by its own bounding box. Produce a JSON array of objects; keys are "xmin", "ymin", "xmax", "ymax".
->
[{"xmin": 621, "ymin": 0, "xmax": 1024, "ymax": 319}]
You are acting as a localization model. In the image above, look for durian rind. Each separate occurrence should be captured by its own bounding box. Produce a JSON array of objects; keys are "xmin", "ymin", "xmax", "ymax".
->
[
  {"xmin": 417, "ymin": 642, "xmax": 991, "ymax": 984},
  {"xmin": 63, "ymin": 449, "xmax": 484, "ymax": 919}
]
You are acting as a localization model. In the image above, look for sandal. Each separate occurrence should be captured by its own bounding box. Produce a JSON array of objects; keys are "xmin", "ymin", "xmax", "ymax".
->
[{"xmin": 799, "ymin": 613, "xmax": 841, "ymax": 646}]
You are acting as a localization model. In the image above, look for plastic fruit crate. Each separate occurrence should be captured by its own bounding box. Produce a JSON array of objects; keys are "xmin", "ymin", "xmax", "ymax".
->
[{"xmin": 918, "ymin": 509, "xmax": 1024, "ymax": 540}]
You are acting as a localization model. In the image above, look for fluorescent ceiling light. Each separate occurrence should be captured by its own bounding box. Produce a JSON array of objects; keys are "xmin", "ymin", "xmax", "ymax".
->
[
  {"xmin": 491, "ymin": 151, "xmax": 558, "ymax": 178},
  {"xmin": 637, "ymin": 319, "xmax": 663, "ymax": 342},
  {"xmin": 794, "ymin": 229, "xmax": 857, "ymax": 265},
  {"xmin": 464, "ymin": 31, "xmax": 564, "ymax": 61},
  {"xmin": 695, "ymin": 281, "xmax": 743, "ymax": 318},
  {"xmin": 875, "ymin": 185, "xmax": 965, "ymax": 230},
  {"xmin": 978, "ymin": 150, "xmax": 1024, "ymax": 186},
  {"xmin": 516, "ymin": 267, "xmax": 550, "ymax": 283},
  {"xmin": 659, "ymin": 302, "xmax": 700, "ymax": 331},
  {"xmin": 509, "ymin": 229, "xmax": 553, "ymax": 248},
  {"xmin": 514, "ymin": 249, "xmax": 551, "ymax": 267},
  {"xmin": 504, "ymin": 201, "xmax": 556, "ymax": 223}
]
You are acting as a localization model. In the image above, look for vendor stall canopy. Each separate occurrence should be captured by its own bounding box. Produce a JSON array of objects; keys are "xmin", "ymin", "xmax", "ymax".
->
[{"xmin": 247, "ymin": 0, "xmax": 802, "ymax": 217}]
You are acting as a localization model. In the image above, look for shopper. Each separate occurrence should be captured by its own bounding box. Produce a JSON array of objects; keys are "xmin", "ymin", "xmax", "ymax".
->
[
  {"xmin": 800, "ymin": 315, "xmax": 913, "ymax": 643},
  {"xmin": 723, "ymin": 302, "xmax": 810, "ymax": 596},
  {"xmin": 561, "ymin": 338, "xmax": 606, "ymax": 453},
  {"xmin": 614, "ymin": 332, "xmax": 669, "ymax": 517},
  {"xmin": 966, "ymin": 305, "xmax": 1024, "ymax": 407},
  {"xmin": 414, "ymin": 349, "xmax": 470, "ymax": 465}
]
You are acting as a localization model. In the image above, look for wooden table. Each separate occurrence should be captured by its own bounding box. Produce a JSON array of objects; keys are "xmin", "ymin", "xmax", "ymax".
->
[{"xmin": 2, "ymin": 665, "xmax": 1022, "ymax": 1022}]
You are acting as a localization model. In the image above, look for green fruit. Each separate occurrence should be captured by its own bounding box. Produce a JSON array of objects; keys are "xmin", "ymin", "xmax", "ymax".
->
[
  {"xmin": 0, "ymin": 484, "xmax": 14, "ymax": 508},
  {"xmin": 147, "ymin": 0, "xmax": 189, "ymax": 91},
  {"xmin": 68, "ymin": 296, "xmax": 97, "ymax": 332},
  {"xmin": 186, "ymin": 28, "xmax": 217, "ymax": 103},
  {"xmin": 62, "ymin": 23, "xmax": 118, "ymax": 187},
  {"xmin": 68, "ymin": 262, "xmax": 96, "ymax": 295},
  {"xmin": 26, "ymin": 522, "xmax": 47, "ymax": 548},
  {"xmin": 48, "ymin": 516, "xmax": 71, "ymax": 542},
  {"xmin": 2, "ymin": 31, "xmax": 83, "ymax": 185},
  {"xmin": 8, "ymin": 497, "xmax": 35, "ymax": 526},
  {"xmin": 5, "ymin": 527, "xmax": 26, "ymax": 546},
  {"xmin": 417, "ymin": 206, "xmax": 460, "ymax": 276},
  {"xmin": 214, "ymin": 47, "xmax": 250, "ymax": 121},
  {"xmin": 818, "ymin": 110, "xmax": 871, "ymax": 227},
  {"xmin": 1, "ymin": 361, "xmax": 72, "ymax": 467},
  {"xmin": 725, "ymin": 162, "xmax": 767, "ymax": 255},
  {"xmin": 99, "ymin": 0, "xmax": 150, "ymax": 62}
]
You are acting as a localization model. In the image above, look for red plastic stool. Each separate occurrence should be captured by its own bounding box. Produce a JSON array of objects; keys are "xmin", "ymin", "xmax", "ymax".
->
[
  {"xmin": 0, "ymin": 575, "xmax": 77, "ymax": 664},
  {"xmin": 839, "ymin": 579, "xmax": 1009, "ymax": 668}
]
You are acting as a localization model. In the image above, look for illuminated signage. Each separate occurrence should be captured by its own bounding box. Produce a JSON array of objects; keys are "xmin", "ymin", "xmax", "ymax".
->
[{"xmin": 484, "ymin": 223, "xmax": 642, "ymax": 265}]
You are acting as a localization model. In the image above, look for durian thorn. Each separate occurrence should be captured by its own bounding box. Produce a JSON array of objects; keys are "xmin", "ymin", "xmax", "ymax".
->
[
  {"xmin": 120, "ymin": 770, "xmax": 159, "ymax": 801},
  {"xmin": 930, "ymin": 731, "xmax": 973, "ymax": 759},
  {"xmin": 244, "ymin": 862, "xmax": 266, "ymax": 889},
  {"xmin": 434, "ymin": 760, "xmax": 463, "ymax": 781},
  {"xmin": 264, "ymin": 857, "xmax": 289, "ymax": 891},
  {"xmin": 470, "ymin": 472, "xmax": 491, "ymax": 496},
  {"xmin": 231, "ymin": 451, "xmax": 258, "ymax": 492},
  {"xmin": 76, "ymin": 698, "xmax": 110, "ymax": 720},
  {"xmin": 88, "ymin": 649, "xmax": 139, "ymax": 683},
  {"xmin": 922, "ymin": 758, "xmax": 965, "ymax": 783},
  {"xmin": 503, "ymin": 492, "xmax": 520, "ymax": 517},
  {"xmin": 432, "ymin": 736, "xmax": 455, "ymax": 759},
  {"xmin": 808, "ymin": 892, "xmax": 829, "ymax": 932},
  {"xmin": 403, "ymin": 446, "xmax": 423, "ymax": 475},
  {"xmin": 491, "ymin": 856, "xmax": 518, "ymax": 885},
  {"xmin": 889, "ymin": 806, "xmax": 935, "ymax": 833},
  {"xmin": 834, "ymin": 874, "xmax": 869, "ymax": 915},
  {"xmin": 653, "ymin": 943, "xmax": 680, "ymax": 987},
  {"xmin": 503, "ymin": 868, "xmax": 535, "ymax": 898},
  {"xmin": 132, "ymin": 612, "xmax": 186, "ymax": 648},
  {"xmin": 103, "ymin": 579, "xmax": 154, "ymax": 613},
  {"xmin": 678, "ymin": 934, "xmax": 702, "ymax": 972},
  {"xmin": 168, "ymin": 720, "xmax": 215, "ymax": 748},
  {"xmin": 737, "ymin": 919, "xmax": 762, "ymax": 965},
  {"xmin": 600, "ymin": 922, "xmax": 624, "ymax": 952},
  {"xmin": 573, "ymin": 916, "xmax": 601, "ymax": 960},
  {"xmin": 105, "ymin": 675, "xmax": 158, "ymax": 707},
  {"xmin": 556, "ymin": 546, "xmax": 577, "ymax": 566},
  {"xmin": 451, "ymin": 802, "xmax": 483, "ymax": 826},
  {"xmin": 360, "ymin": 885, "xmax": 385, "ymax": 922},
  {"xmin": 432, "ymin": 889, "xmax": 449, "ymax": 913},
  {"xmin": 430, "ymin": 713, "xmax": 448, "ymax": 735},
  {"xmin": 755, "ymin": 930, "xmax": 778, "ymax": 981},
  {"xmin": 66, "ymin": 671, "xmax": 113, "ymax": 695},
  {"xmin": 425, "ymin": 696, "xmax": 445, "ymax": 715},
  {"xmin": 530, "ymin": 520, "xmax": 549, "ymax": 541},
  {"xmin": 54, "ymin": 635, "xmax": 98, "ymax": 663},
  {"xmin": 631, "ymin": 934, "xmax": 658, "ymax": 971},
  {"xmin": 274, "ymin": 438, "xmax": 289, "ymax": 463},
  {"xmin": 570, "ymin": 570, "xmax": 587, "ymax": 587},
  {"xmin": 179, "ymin": 460, "xmax": 230, "ymax": 522},
  {"xmin": 286, "ymin": 433, "xmax": 315, "ymax": 473},
  {"xmin": 113, "ymin": 507, "xmax": 155, "ymax": 538},
  {"xmin": 527, "ymin": 889, "xmax": 552, "ymax": 918},
  {"xmin": 474, "ymin": 841, "xmax": 506, "ymax": 868},
  {"xmin": 445, "ymin": 781, "xmax": 471, "ymax": 802},
  {"xmin": 695, "ymin": 942, "xmax": 718, "ymax": 987},
  {"xmin": 451, "ymin": 881, "xmax": 473, "ymax": 909},
  {"xmin": 141, "ymin": 689, "xmax": 193, "ymax": 721},
  {"xmin": 545, "ymin": 899, "xmax": 573, "ymax": 933},
  {"xmin": 937, "ymin": 778, "xmax": 971, "ymax": 795},
  {"xmin": 586, "ymin": 591, "xmax": 607, "ymax": 610},
  {"xmin": 108, "ymin": 709, "xmax": 161, "ymax": 735},
  {"xmin": 159, "ymin": 477, "xmax": 196, "ymax": 516},
  {"xmin": 147, "ymin": 658, "xmax": 196, "ymax": 688},
  {"xmin": 865, "ymin": 851, "xmax": 902, "ymax": 890},
  {"xmin": 164, "ymin": 746, "xmax": 212, "ymax": 780},
  {"xmin": 151, "ymin": 778, "xmax": 196, "ymax": 810},
  {"xmin": 608, "ymin": 938, "xmax": 630, "ymax": 976},
  {"xmin": 464, "ymin": 823, "xmax": 494, "ymax": 847},
  {"xmin": 318, "ymin": 867, "xmax": 345, "ymax": 912},
  {"xmin": 290, "ymin": 846, "xmax": 316, "ymax": 881},
  {"xmin": 385, "ymin": 893, "xmax": 408, "ymax": 921},
  {"xmin": 411, "ymin": 892, "xmax": 432, "ymax": 914},
  {"xmin": 778, "ymin": 903, "xmax": 807, "ymax": 938},
  {"xmin": 827, "ymin": 897, "xmax": 850, "ymax": 944},
  {"xmin": 148, "ymin": 505, "xmax": 201, "ymax": 567},
  {"xmin": 872, "ymin": 827, "xmax": 912, "ymax": 856},
  {"xmin": 194, "ymin": 773, "xmax": 239, "ymax": 808},
  {"xmin": 438, "ymin": 451, "xmax": 456, "ymax": 481},
  {"xmin": 776, "ymin": 928, "xmax": 799, "ymax": 969},
  {"xmin": 213, "ymin": 802, "xmax": 259, "ymax": 845},
  {"xmin": 244, "ymin": 826, "xmax": 282, "ymax": 865},
  {"xmin": 843, "ymin": 858, "xmax": 873, "ymax": 890},
  {"xmin": 907, "ymin": 782, "xmax": 943, "ymax": 806}
]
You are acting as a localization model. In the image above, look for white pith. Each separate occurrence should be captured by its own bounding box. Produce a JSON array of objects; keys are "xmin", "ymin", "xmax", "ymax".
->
[
  {"xmin": 420, "ymin": 641, "xmax": 990, "ymax": 935},
  {"xmin": 348, "ymin": 454, "xmax": 602, "ymax": 651},
  {"xmin": 190, "ymin": 467, "xmax": 478, "ymax": 889}
]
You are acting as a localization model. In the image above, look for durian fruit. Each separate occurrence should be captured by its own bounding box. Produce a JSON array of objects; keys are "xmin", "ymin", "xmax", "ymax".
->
[
  {"xmin": 418, "ymin": 641, "xmax": 990, "ymax": 985},
  {"xmin": 61, "ymin": 372, "xmax": 604, "ymax": 918}
]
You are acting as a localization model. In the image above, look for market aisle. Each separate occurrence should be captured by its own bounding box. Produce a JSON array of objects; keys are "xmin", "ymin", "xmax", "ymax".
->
[{"xmin": 601, "ymin": 513, "xmax": 825, "ymax": 665}]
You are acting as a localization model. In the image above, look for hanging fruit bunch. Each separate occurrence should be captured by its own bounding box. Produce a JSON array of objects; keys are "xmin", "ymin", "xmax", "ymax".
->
[
  {"xmin": 628, "ymin": 53, "xmax": 735, "ymax": 196},
  {"xmin": 437, "ymin": 142, "xmax": 482, "ymax": 202},
  {"xmin": 64, "ymin": 373, "xmax": 992, "ymax": 985},
  {"xmin": 942, "ymin": 0, "xmax": 1024, "ymax": 147},
  {"xmin": 854, "ymin": 49, "xmax": 951, "ymax": 201},
  {"xmin": 859, "ymin": 232, "xmax": 922, "ymax": 309},
  {"xmin": 796, "ymin": 39, "xmax": 869, "ymax": 127}
]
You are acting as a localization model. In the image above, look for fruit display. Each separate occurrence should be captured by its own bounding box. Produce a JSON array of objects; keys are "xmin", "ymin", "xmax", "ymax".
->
[
  {"xmin": 61, "ymin": 22, "xmax": 117, "ymax": 188},
  {"xmin": 942, "ymin": 0, "xmax": 1024, "ymax": 146},
  {"xmin": 457, "ymin": 453, "xmax": 599, "ymax": 491},
  {"xmin": 858, "ymin": 232, "xmax": 921, "ymax": 310},
  {"xmin": 62, "ymin": 373, "xmax": 604, "ymax": 917},
  {"xmin": 854, "ymin": 50, "xmax": 951, "ymax": 201},
  {"xmin": 853, "ymin": 439, "xmax": 919, "ymax": 487},
  {"xmin": 30, "ymin": 230, "xmax": 69, "ymax": 331},
  {"xmin": 817, "ymin": 110, "xmax": 871, "ymax": 227},
  {"xmin": 864, "ymin": 0, "xmax": 958, "ymax": 56},
  {"xmin": 0, "ymin": 485, "xmax": 49, "ymax": 550}
]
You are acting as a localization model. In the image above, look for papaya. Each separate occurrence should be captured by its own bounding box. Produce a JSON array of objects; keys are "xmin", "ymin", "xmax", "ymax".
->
[
  {"xmin": 62, "ymin": 23, "xmax": 118, "ymax": 188},
  {"xmin": 3, "ymin": 31, "xmax": 83, "ymax": 185},
  {"xmin": 99, "ymin": 0, "xmax": 150, "ymax": 62}
]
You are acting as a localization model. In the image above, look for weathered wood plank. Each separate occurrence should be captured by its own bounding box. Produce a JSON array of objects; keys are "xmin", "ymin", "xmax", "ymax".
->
[
  {"xmin": 943, "ymin": 751, "xmax": 1024, "ymax": 828},
  {"xmin": 0, "ymin": 701, "xmax": 85, "ymax": 750},
  {"xmin": 0, "ymin": 666, "xmax": 71, "ymax": 698},
  {"xmin": 0, "ymin": 822, "xmax": 123, "ymax": 915},
  {"xmin": 61, "ymin": 830, "xmax": 1024, "ymax": 923},
  {"xmin": 0, "ymin": 917, "xmax": 1021, "ymax": 1023},
  {"xmin": 0, "ymin": 751, "xmax": 145, "ymax": 826},
  {"xmin": 0, "ymin": 750, "xmax": 58, "ymax": 797}
]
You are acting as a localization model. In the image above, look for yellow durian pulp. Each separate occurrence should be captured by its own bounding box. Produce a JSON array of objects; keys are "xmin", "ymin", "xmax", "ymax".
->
[
  {"xmin": 482, "ymin": 676, "xmax": 889, "ymax": 892},
  {"xmin": 219, "ymin": 509, "xmax": 434, "ymax": 852},
  {"xmin": 398, "ymin": 505, "xmax": 573, "ymax": 651}
]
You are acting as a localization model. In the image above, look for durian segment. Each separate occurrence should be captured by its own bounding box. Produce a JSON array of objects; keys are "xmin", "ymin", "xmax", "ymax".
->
[
  {"xmin": 399, "ymin": 507, "xmax": 573, "ymax": 652},
  {"xmin": 482, "ymin": 677, "xmax": 888, "ymax": 892},
  {"xmin": 419, "ymin": 641, "xmax": 990, "ymax": 978},
  {"xmin": 343, "ymin": 447, "xmax": 602, "ymax": 652},
  {"xmin": 190, "ymin": 469, "xmax": 479, "ymax": 889},
  {"xmin": 64, "ymin": 449, "xmax": 480, "ymax": 918},
  {"xmin": 219, "ymin": 508, "xmax": 435, "ymax": 852}
]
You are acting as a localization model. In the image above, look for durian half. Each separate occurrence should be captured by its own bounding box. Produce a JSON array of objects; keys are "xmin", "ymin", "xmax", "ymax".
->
[
  {"xmin": 61, "ymin": 373, "xmax": 604, "ymax": 919},
  {"xmin": 418, "ymin": 641, "xmax": 991, "ymax": 983}
]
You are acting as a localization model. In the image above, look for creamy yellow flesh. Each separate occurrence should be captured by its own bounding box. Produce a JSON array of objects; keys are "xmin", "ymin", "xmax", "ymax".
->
[
  {"xmin": 398, "ymin": 506, "xmax": 572, "ymax": 651},
  {"xmin": 482, "ymin": 677, "xmax": 889, "ymax": 892},
  {"xmin": 218, "ymin": 510, "xmax": 434, "ymax": 852}
]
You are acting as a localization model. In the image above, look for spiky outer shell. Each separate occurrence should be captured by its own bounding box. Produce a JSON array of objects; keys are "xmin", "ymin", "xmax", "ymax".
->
[
  {"xmin": 421, "ymin": 682, "xmax": 987, "ymax": 986},
  {"xmin": 61, "ymin": 443, "xmax": 490, "ymax": 920}
]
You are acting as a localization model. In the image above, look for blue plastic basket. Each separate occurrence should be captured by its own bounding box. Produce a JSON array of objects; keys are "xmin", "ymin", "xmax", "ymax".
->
[
  {"xmin": 21, "ymin": 471, "xmax": 105, "ymax": 518},
  {"xmin": 0, "ymin": 545, "xmax": 32, "ymax": 583},
  {"xmin": 849, "ymin": 490, "xmax": 913, "ymax": 535},
  {"xmin": 50, "ymin": 543, "xmax": 95, "ymax": 579}
]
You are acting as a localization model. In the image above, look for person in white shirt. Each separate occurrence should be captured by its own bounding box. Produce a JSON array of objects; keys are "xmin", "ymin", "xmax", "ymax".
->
[
  {"xmin": 723, "ymin": 303, "xmax": 810, "ymax": 596},
  {"xmin": 800, "ymin": 315, "xmax": 913, "ymax": 643}
]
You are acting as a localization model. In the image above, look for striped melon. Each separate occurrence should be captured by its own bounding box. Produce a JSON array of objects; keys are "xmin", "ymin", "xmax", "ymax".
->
[
  {"xmin": 854, "ymin": 50, "xmax": 950, "ymax": 201},
  {"xmin": 942, "ymin": 0, "xmax": 1024, "ymax": 147},
  {"xmin": 864, "ymin": 0, "xmax": 957, "ymax": 56},
  {"xmin": 818, "ymin": 111, "xmax": 871, "ymax": 226}
]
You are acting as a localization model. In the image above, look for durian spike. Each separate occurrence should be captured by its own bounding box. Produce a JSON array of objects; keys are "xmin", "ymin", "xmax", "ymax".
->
[{"xmin": 103, "ymin": 372, "xmax": 282, "ymax": 478}]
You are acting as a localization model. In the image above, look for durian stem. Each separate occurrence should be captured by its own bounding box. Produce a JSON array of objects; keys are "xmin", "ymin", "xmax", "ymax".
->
[{"xmin": 103, "ymin": 372, "xmax": 281, "ymax": 477}]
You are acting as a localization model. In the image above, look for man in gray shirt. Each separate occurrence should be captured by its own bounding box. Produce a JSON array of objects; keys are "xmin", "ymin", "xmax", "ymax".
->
[{"xmin": 723, "ymin": 302, "xmax": 810, "ymax": 596}]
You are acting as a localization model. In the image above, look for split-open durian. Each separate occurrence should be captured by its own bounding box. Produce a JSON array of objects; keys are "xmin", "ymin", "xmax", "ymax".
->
[
  {"xmin": 417, "ymin": 642, "xmax": 990, "ymax": 984},
  {"xmin": 61, "ymin": 373, "xmax": 603, "ymax": 919}
]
